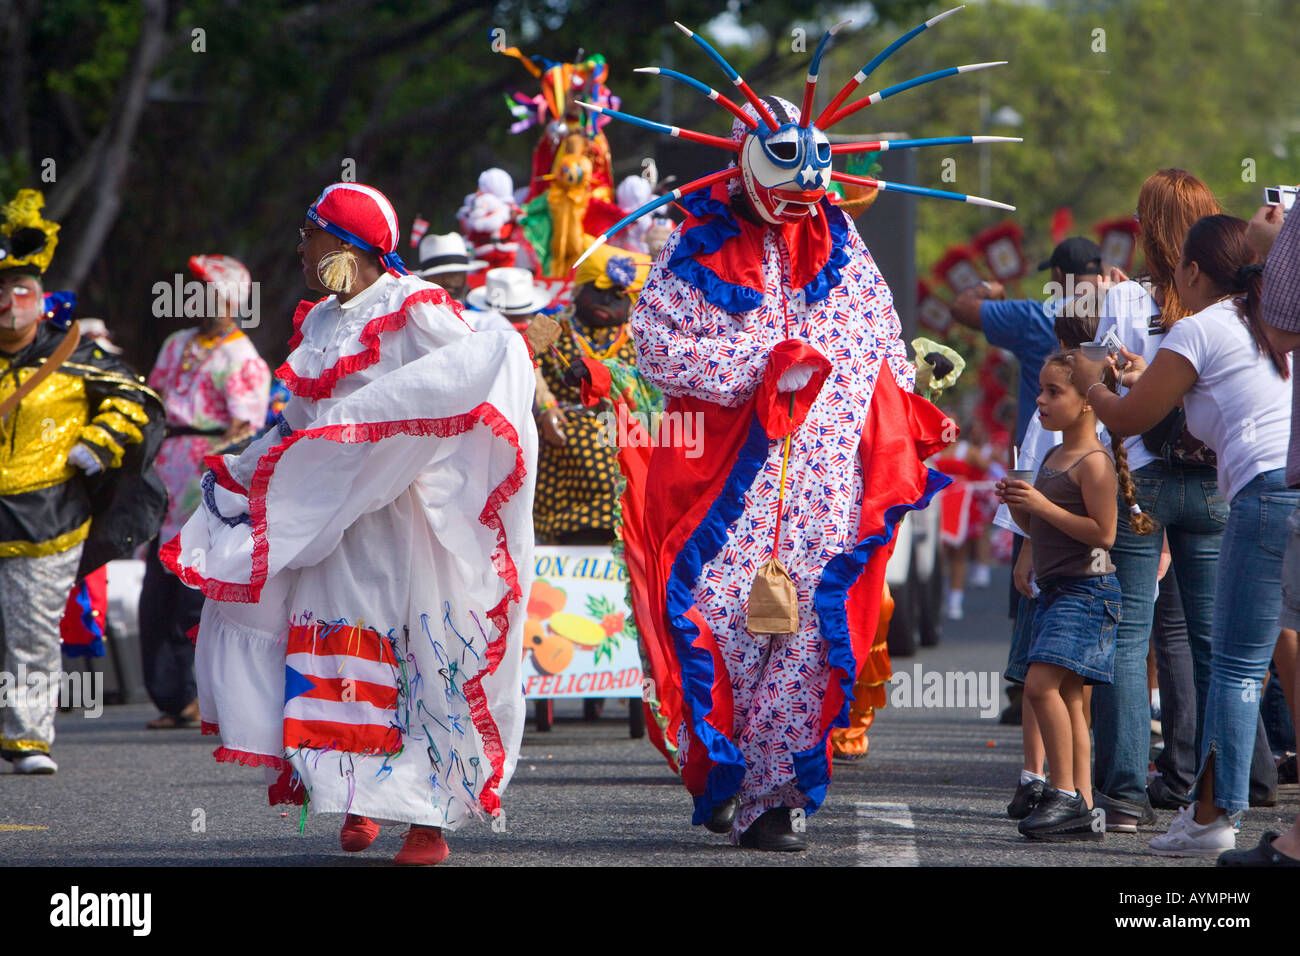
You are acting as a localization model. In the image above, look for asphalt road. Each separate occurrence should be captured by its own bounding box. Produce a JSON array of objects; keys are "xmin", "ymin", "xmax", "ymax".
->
[{"xmin": 3, "ymin": 566, "xmax": 1296, "ymax": 867}]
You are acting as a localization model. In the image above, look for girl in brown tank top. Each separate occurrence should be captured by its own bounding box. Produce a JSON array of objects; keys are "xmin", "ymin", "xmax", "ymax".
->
[{"xmin": 996, "ymin": 352, "xmax": 1145, "ymax": 841}]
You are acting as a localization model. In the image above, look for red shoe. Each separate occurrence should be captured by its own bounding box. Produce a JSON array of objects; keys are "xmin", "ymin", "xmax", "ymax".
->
[
  {"xmin": 340, "ymin": 814, "xmax": 381, "ymax": 852},
  {"xmin": 393, "ymin": 825, "xmax": 450, "ymax": 866}
]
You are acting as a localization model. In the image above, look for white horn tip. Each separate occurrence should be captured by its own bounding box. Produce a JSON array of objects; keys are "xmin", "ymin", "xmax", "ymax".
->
[{"xmin": 929, "ymin": 6, "xmax": 966, "ymax": 26}]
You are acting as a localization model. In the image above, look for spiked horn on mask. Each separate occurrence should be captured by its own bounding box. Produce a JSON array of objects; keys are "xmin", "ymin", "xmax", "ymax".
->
[{"xmin": 573, "ymin": 5, "xmax": 1021, "ymax": 268}]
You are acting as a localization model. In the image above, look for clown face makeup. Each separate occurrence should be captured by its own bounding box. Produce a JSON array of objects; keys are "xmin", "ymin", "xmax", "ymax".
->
[
  {"xmin": 739, "ymin": 106, "xmax": 832, "ymax": 224},
  {"xmin": 0, "ymin": 274, "xmax": 43, "ymax": 333}
]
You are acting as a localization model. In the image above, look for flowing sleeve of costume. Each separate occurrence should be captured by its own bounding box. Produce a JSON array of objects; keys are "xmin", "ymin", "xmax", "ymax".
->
[
  {"xmin": 74, "ymin": 344, "xmax": 168, "ymax": 575},
  {"xmin": 164, "ymin": 286, "xmax": 537, "ymax": 827}
]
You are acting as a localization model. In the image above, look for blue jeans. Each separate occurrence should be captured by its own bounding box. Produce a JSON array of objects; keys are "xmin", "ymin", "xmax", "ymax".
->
[
  {"xmin": 1152, "ymin": 568, "xmax": 1197, "ymax": 793},
  {"xmin": 1197, "ymin": 469, "xmax": 1300, "ymax": 812},
  {"xmin": 1005, "ymin": 593, "xmax": 1035, "ymax": 684},
  {"xmin": 1092, "ymin": 462, "xmax": 1223, "ymax": 805}
]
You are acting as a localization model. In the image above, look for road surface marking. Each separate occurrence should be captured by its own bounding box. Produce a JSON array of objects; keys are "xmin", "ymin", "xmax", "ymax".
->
[
  {"xmin": 855, "ymin": 801, "xmax": 918, "ymax": 867},
  {"xmin": 0, "ymin": 824, "xmax": 48, "ymax": 832}
]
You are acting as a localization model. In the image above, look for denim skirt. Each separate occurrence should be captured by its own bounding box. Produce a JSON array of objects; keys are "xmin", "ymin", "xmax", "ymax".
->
[{"xmin": 1028, "ymin": 573, "xmax": 1121, "ymax": 684}]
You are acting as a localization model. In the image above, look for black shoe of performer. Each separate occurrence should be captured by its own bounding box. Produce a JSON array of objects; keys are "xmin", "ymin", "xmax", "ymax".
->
[
  {"xmin": 1006, "ymin": 777, "xmax": 1046, "ymax": 820},
  {"xmin": 1018, "ymin": 788, "xmax": 1104, "ymax": 842},
  {"xmin": 704, "ymin": 796, "xmax": 739, "ymax": 834},
  {"xmin": 738, "ymin": 807, "xmax": 808, "ymax": 852}
]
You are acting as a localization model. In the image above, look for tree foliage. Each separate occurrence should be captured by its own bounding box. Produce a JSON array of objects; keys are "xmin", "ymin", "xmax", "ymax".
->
[{"xmin": 4, "ymin": 0, "xmax": 1298, "ymax": 373}]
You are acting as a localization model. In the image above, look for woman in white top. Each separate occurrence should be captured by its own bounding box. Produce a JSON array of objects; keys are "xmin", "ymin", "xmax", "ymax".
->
[
  {"xmin": 1079, "ymin": 214, "xmax": 1297, "ymax": 857},
  {"xmin": 1087, "ymin": 169, "xmax": 1236, "ymax": 830}
]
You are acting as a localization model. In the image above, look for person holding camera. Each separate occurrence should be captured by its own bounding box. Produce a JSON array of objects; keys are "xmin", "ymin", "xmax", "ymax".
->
[{"xmin": 1080, "ymin": 213, "xmax": 1296, "ymax": 855}]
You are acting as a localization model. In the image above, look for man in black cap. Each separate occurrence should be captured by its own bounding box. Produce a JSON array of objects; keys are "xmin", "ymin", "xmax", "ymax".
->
[{"xmin": 952, "ymin": 236, "xmax": 1108, "ymax": 448}]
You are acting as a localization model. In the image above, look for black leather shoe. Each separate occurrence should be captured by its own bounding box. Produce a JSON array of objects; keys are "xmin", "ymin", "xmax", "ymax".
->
[
  {"xmin": 1217, "ymin": 831, "xmax": 1300, "ymax": 867},
  {"xmin": 738, "ymin": 807, "xmax": 808, "ymax": 852},
  {"xmin": 1092, "ymin": 789, "xmax": 1156, "ymax": 832},
  {"xmin": 1006, "ymin": 778, "xmax": 1046, "ymax": 820},
  {"xmin": 1018, "ymin": 789, "xmax": 1104, "ymax": 841},
  {"xmin": 703, "ymin": 796, "xmax": 739, "ymax": 834},
  {"xmin": 1147, "ymin": 775, "xmax": 1192, "ymax": 810}
]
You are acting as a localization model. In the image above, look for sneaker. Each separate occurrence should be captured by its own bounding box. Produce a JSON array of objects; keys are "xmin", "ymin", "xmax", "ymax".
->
[
  {"xmin": 1092, "ymin": 790, "xmax": 1156, "ymax": 833},
  {"xmin": 945, "ymin": 591, "xmax": 964, "ymax": 621},
  {"xmin": 1006, "ymin": 778, "xmax": 1046, "ymax": 820},
  {"xmin": 394, "ymin": 825, "xmax": 450, "ymax": 866},
  {"xmin": 1149, "ymin": 811, "xmax": 1235, "ymax": 857},
  {"xmin": 13, "ymin": 753, "xmax": 57, "ymax": 774},
  {"xmin": 1147, "ymin": 775, "xmax": 1192, "ymax": 810},
  {"xmin": 340, "ymin": 813, "xmax": 381, "ymax": 852},
  {"xmin": 1216, "ymin": 831, "xmax": 1300, "ymax": 867},
  {"xmin": 970, "ymin": 564, "xmax": 992, "ymax": 588},
  {"xmin": 1018, "ymin": 789, "xmax": 1104, "ymax": 841},
  {"xmin": 1164, "ymin": 804, "xmax": 1197, "ymax": 836}
]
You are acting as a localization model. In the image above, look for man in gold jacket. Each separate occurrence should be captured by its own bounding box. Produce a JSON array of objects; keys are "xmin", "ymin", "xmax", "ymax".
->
[{"xmin": 0, "ymin": 190, "xmax": 163, "ymax": 773}]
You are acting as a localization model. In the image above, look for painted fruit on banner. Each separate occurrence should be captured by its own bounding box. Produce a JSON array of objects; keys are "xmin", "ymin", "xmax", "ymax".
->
[{"xmin": 523, "ymin": 545, "xmax": 642, "ymax": 699}]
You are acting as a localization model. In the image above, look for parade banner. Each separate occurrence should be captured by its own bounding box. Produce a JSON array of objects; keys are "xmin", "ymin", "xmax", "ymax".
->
[
  {"xmin": 972, "ymin": 220, "xmax": 1027, "ymax": 281},
  {"xmin": 1094, "ymin": 216, "xmax": 1140, "ymax": 272},
  {"xmin": 523, "ymin": 545, "xmax": 641, "ymax": 699},
  {"xmin": 917, "ymin": 278, "xmax": 954, "ymax": 334},
  {"xmin": 932, "ymin": 244, "xmax": 986, "ymax": 295}
]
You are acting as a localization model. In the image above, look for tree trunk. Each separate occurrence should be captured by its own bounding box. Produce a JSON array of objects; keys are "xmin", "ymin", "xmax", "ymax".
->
[
  {"xmin": 56, "ymin": 0, "xmax": 170, "ymax": 289},
  {"xmin": 0, "ymin": 0, "xmax": 34, "ymax": 170}
]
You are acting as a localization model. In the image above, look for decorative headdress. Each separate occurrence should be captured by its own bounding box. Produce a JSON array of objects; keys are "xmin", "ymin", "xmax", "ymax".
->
[
  {"xmin": 0, "ymin": 189, "xmax": 60, "ymax": 277},
  {"xmin": 573, "ymin": 243, "xmax": 651, "ymax": 305},
  {"xmin": 306, "ymin": 183, "xmax": 409, "ymax": 278},
  {"xmin": 189, "ymin": 254, "xmax": 252, "ymax": 310},
  {"xmin": 500, "ymin": 47, "xmax": 618, "ymax": 139},
  {"xmin": 575, "ymin": 7, "xmax": 1020, "ymax": 268}
]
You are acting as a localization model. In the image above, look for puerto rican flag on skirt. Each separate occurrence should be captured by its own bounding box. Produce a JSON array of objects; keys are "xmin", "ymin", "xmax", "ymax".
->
[{"xmin": 284, "ymin": 622, "xmax": 402, "ymax": 755}]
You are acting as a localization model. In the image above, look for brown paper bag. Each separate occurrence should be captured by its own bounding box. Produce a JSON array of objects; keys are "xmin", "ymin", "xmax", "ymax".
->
[{"xmin": 747, "ymin": 557, "xmax": 799, "ymax": 635}]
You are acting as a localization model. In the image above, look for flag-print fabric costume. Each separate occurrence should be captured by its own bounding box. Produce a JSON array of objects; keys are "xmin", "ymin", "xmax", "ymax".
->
[
  {"xmin": 571, "ymin": 11, "xmax": 1016, "ymax": 838},
  {"xmin": 164, "ymin": 265, "xmax": 537, "ymax": 830},
  {"xmin": 630, "ymin": 176, "xmax": 953, "ymax": 837}
]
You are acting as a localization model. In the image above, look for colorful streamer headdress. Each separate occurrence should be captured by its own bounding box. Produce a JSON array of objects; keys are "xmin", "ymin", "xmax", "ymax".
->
[{"xmin": 575, "ymin": 6, "xmax": 1021, "ymax": 269}]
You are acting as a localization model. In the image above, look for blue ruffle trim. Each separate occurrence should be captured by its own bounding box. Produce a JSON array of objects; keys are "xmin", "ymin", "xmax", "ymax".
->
[
  {"xmin": 201, "ymin": 470, "xmax": 251, "ymax": 528},
  {"xmin": 669, "ymin": 190, "xmax": 762, "ymax": 315},
  {"xmin": 794, "ymin": 466, "xmax": 951, "ymax": 813},
  {"xmin": 666, "ymin": 415, "xmax": 771, "ymax": 825},
  {"xmin": 667, "ymin": 191, "xmax": 849, "ymax": 313}
]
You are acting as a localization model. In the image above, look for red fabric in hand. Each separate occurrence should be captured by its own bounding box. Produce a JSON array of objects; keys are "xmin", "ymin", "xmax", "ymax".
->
[{"xmin": 755, "ymin": 340, "xmax": 831, "ymax": 438}]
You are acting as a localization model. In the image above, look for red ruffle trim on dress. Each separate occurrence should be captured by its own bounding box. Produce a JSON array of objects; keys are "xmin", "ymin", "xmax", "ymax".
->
[
  {"xmin": 202, "ymin": 454, "xmax": 247, "ymax": 496},
  {"xmin": 286, "ymin": 298, "xmax": 324, "ymax": 352},
  {"xmin": 212, "ymin": 746, "xmax": 288, "ymax": 771},
  {"xmin": 276, "ymin": 288, "xmax": 468, "ymax": 400},
  {"xmin": 161, "ymin": 405, "xmax": 528, "ymax": 813}
]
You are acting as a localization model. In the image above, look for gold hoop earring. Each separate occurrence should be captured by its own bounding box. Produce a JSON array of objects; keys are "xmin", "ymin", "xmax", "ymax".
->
[{"xmin": 317, "ymin": 248, "xmax": 358, "ymax": 293}]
